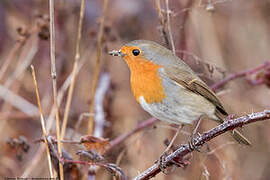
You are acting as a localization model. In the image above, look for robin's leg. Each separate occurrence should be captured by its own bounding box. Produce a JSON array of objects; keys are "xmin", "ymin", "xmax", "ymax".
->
[
  {"xmin": 164, "ymin": 124, "xmax": 184, "ymax": 153},
  {"xmin": 158, "ymin": 124, "xmax": 184, "ymax": 173},
  {"xmin": 188, "ymin": 115, "xmax": 205, "ymax": 152}
]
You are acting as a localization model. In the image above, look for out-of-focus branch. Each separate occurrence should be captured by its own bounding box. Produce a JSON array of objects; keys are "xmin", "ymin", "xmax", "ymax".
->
[
  {"xmin": 88, "ymin": 0, "xmax": 109, "ymax": 134},
  {"xmin": 107, "ymin": 118, "xmax": 157, "ymax": 152},
  {"xmin": 165, "ymin": 0, "xmax": 175, "ymax": 54},
  {"xmin": 89, "ymin": 72, "xmax": 110, "ymax": 179},
  {"xmin": 93, "ymin": 73, "xmax": 110, "ymax": 137},
  {"xmin": 0, "ymin": 36, "xmax": 26, "ymax": 81},
  {"xmin": 211, "ymin": 61, "xmax": 270, "ymax": 91},
  {"xmin": 133, "ymin": 110, "xmax": 270, "ymax": 180},
  {"xmin": 154, "ymin": 0, "xmax": 170, "ymax": 48},
  {"xmin": 61, "ymin": 0, "xmax": 85, "ymax": 139}
]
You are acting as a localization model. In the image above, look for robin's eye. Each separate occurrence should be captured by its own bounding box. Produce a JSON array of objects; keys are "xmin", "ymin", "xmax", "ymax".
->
[{"xmin": 132, "ymin": 49, "xmax": 140, "ymax": 56}]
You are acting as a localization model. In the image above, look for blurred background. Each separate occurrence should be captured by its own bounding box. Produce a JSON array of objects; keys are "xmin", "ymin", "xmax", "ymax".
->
[{"xmin": 1, "ymin": 0, "xmax": 270, "ymax": 179}]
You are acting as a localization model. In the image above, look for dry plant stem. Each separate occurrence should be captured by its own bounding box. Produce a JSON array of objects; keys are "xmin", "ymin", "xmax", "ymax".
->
[
  {"xmin": 154, "ymin": 0, "xmax": 170, "ymax": 48},
  {"xmin": 47, "ymin": 56, "xmax": 87, "ymax": 132},
  {"xmin": 49, "ymin": 0, "xmax": 64, "ymax": 179},
  {"xmin": 4, "ymin": 35, "xmax": 38, "ymax": 88},
  {"xmin": 0, "ymin": 35, "xmax": 39, "ymax": 132},
  {"xmin": 176, "ymin": 0, "xmax": 193, "ymax": 60},
  {"xmin": 0, "ymin": 39, "xmax": 25, "ymax": 81},
  {"xmin": 133, "ymin": 110, "xmax": 270, "ymax": 180},
  {"xmin": 0, "ymin": 35, "xmax": 38, "ymax": 131},
  {"xmin": 21, "ymin": 146, "xmax": 45, "ymax": 178},
  {"xmin": 211, "ymin": 61, "xmax": 270, "ymax": 91},
  {"xmin": 108, "ymin": 118, "xmax": 157, "ymax": 152},
  {"xmin": 165, "ymin": 0, "xmax": 175, "ymax": 54},
  {"xmin": 61, "ymin": 0, "xmax": 85, "ymax": 139},
  {"xmin": 22, "ymin": 57, "xmax": 87, "ymax": 177},
  {"xmin": 88, "ymin": 0, "xmax": 109, "ymax": 134},
  {"xmin": 93, "ymin": 73, "xmax": 110, "ymax": 137},
  {"xmin": 0, "ymin": 84, "xmax": 39, "ymax": 115},
  {"xmin": 31, "ymin": 65, "xmax": 54, "ymax": 178},
  {"xmin": 88, "ymin": 73, "xmax": 110, "ymax": 179}
]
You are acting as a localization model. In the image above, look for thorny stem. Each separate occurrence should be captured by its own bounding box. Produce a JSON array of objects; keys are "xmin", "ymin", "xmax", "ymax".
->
[{"xmin": 133, "ymin": 110, "xmax": 270, "ymax": 180}]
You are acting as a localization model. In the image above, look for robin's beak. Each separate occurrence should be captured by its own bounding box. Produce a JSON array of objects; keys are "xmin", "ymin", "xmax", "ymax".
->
[{"xmin": 108, "ymin": 50, "xmax": 126, "ymax": 57}]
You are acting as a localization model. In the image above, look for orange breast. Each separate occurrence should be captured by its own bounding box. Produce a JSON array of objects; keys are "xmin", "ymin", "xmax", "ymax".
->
[{"xmin": 123, "ymin": 56, "xmax": 166, "ymax": 104}]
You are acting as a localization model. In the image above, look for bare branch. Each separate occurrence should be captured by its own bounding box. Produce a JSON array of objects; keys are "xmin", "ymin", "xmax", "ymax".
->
[
  {"xmin": 30, "ymin": 65, "xmax": 54, "ymax": 178},
  {"xmin": 88, "ymin": 0, "xmax": 109, "ymax": 134},
  {"xmin": 211, "ymin": 61, "xmax": 270, "ymax": 91},
  {"xmin": 48, "ymin": 0, "xmax": 64, "ymax": 179},
  {"xmin": 133, "ymin": 110, "xmax": 270, "ymax": 180},
  {"xmin": 61, "ymin": 0, "xmax": 86, "ymax": 139},
  {"xmin": 108, "ymin": 118, "xmax": 157, "ymax": 152}
]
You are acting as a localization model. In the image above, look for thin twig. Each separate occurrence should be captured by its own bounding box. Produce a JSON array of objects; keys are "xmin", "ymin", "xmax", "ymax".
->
[
  {"xmin": 61, "ymin": 0, "xmax": 85, "ymax": 139},
  {"xmin": 88, "ymin": 0, "xmax": 109, "ymax": 134},
  {"xmin": 30, "ymin": 65, "xmax": 54, "ymax": 178},
  {"xmin": 88, "ymin": 73, "xmax": 111, "ymax": 179},
  {"xmin": 133, "ymin": 110, "xmax": 270, "ymax": 180},
  {"xmin": 165, "ymin": 0, "xmax": 175, "ymax": 54},
  {"xmin": 93, "ymin": 73, "xmax": 110, "ymax": 137},
  {"xmin": 4, "ymin": 35, "xmax": 38, "ymax": 88},
  {"xmin": 22, "ymin": 48, "xmax": 88, "ymax": 177},
  {"xmin": 154, "ymin": 0, "xmax": 170, "ymax": 48},
  {"xmin": 211, "ymin": 61, "xmax": 270, "ymax": 91},
  {"xmin": 49, "ymin": 0, "xmax": 64, "ymax": 179},
  {"xmin": 0, "ymin": 39, "xmax": 25, "ymax": 81},
  {"xmin": 0, "ymin": 32, "xmax": 39, "ymax": 134},
  {"xmin": 71, "ymin": 112, "xmax": 94, "ymax": 139},
  {"xmin": 107, "ymin": 118, "xmax": 157, "ymax": 152},
  {"xmin": 0, "ymin": 84, "xmax": 39, "ymax": 115}
]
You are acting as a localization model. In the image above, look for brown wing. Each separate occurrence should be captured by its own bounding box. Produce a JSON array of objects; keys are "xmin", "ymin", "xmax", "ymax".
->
[
  {"xmin": 164, "ymin": 66, "xmax": 228, "ymax": 118},
  {"xmin": 164, "ymin": 66, "xmax": 251, "ymax": 145}
]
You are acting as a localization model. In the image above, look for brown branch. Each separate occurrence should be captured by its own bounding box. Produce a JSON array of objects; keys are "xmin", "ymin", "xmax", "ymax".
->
[
  {"xmin": 133, "ymin": 110, "xmax": 270, "ymax": 180},
  {"xmin": 154, "ymin": 0, "xmax": 170, "ymax": 49},
  {"xmin": 88, "ymin": 0, "xmax": 109, "ymax": 134},
  {"xmin": 211, "ymin": 61, "xmax": 270, "ymax": 91},
  {"xmin": 31, "ymin": 65, "xmax": 54, "ymax": 178},
  {"xmin": 61, "ymin": 0, "xmax": 85, "ymax": 139},
  {"xmin": 107, "ymin": 118, "xmax": 157, "ymax": 152},
  {"xmin": 49, "ymin": 0, "xmax": 64, "ymax": 179}
]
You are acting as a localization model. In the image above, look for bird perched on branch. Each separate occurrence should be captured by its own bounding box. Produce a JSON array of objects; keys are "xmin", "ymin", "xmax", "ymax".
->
[{"xmin": 109, "ymin": 40, "xmax": 250, "ymax": 146}]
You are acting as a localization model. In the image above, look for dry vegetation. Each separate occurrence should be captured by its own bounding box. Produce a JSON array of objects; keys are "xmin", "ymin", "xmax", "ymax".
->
[{"xmin": 1, "ymin": 0, "xmax": 270, "ymax": 179}]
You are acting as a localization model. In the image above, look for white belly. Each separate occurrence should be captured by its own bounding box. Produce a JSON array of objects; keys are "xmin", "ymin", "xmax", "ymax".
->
[{"xmin": 138, "ymin": 77, "xmax": 217, "ymax": 125}]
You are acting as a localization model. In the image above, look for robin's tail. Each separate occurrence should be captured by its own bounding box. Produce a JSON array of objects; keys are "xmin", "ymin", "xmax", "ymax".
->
[{"xmin": 215, "ymin": 110, "xmax": 251, "ymax": 146}]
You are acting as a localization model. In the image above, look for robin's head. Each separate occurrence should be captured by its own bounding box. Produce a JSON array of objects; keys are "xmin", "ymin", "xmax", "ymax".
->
[
  {"xmin": 109, "ymin": 40, "xmax": 178, "ymax": 68},
  {"xmin": 109, "ymin": 40, "xmax": 168, "ymax": 103}
]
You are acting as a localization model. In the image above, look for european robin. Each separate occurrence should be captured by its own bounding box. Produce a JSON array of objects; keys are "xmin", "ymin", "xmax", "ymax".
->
[{"xmin": 109, "ymin": 40, "xmax": 250, "ymax": 145}]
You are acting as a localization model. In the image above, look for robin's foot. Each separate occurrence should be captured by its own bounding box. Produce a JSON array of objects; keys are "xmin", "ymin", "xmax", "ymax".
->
[
  {"xmin": 157, "ymin": 151, "xmax": 175, "ymax": 174},
  {"xmin": 188, "ymin": 132, "xmax": 201, "ymax": 152},
  {"xmin": 188, "ymin": 132, "xmax": 211, "ymax": 153},
  {"xmin": 189, "ymin": 116, "xmax": 203, "ymax": 151}
]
